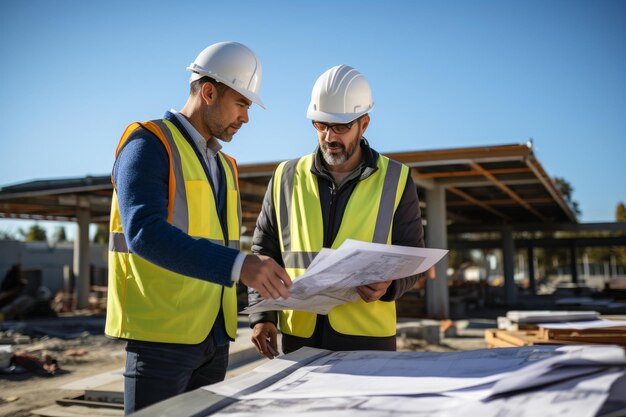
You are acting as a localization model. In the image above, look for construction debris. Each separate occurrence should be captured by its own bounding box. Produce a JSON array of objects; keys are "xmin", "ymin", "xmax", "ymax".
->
[
  {"xmin": 487, "ymin": 311, "xmax": 626, "ymax": 348},
  {"xmin": 8, "ymin": 350, "xmax": 60, "ymax": 375},
  {"xmin": 63, "ymin": 348, "xmax": 88, "ymax": 357}
]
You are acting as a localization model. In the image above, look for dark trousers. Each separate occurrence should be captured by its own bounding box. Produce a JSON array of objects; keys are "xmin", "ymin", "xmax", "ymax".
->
[{"xmin": 123, "ymin": 333, "xmax": 229, "ymax": 415}]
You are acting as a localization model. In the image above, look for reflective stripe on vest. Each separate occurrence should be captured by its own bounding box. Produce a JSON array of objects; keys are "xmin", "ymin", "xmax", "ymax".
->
[
  {"xmin": 109, "ymin": 232, "xmax": 241, "ymax": 253},
  {"xmin": 105, "ymin": 119, "xmax": 241, "ymax": 344},
  {"xmin": 274, "ymin": 153, "xmax": 409, "ymax": 338}
]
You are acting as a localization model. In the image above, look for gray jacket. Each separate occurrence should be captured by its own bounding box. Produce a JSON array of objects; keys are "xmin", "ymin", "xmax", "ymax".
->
[{"xmin": 248, "ymin": 139, "xmax": 425, "ymax": 352}]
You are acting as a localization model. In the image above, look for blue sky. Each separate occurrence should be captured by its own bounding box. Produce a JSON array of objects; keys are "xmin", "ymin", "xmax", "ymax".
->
[{"xmin": 1, "ymin": 0, "xmax": 625, "ymax": 238}]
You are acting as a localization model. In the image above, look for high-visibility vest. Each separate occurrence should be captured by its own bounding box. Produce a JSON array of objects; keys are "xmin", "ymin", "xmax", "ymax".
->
[
  {"xmin": 105, "ymin": 119, "xmax": 241, "ymax": 344},
  {"xmin": 274, "ymin": 153, "xmax": 409, "ymax": 338}
]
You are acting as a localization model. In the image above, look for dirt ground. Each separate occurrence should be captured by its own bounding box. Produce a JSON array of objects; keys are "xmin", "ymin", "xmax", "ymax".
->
[{"xmin": 0, "ymin": 334, "xmax": 127, "ymax": 417}]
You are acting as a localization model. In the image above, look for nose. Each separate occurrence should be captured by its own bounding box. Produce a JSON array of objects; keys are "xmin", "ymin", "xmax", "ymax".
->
[
  {"xmin": 240, "ymin": 108, "xmax": 249, "ymax": 124},
  {"xmin": 322, "ymin": 128, "xmax": 339, "ymax": 141}
]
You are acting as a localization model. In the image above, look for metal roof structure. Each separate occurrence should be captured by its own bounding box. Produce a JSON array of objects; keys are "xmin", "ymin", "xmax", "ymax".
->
[
  {"xmin": 0, "ymin": 142, "xmax": 577, "ymax": 232},
  {"xmin": 236, "ymin": 142, "xmax": 577, "ymax": 233},
  {"xmin": 0, "ymin": 175, "xmax": 113, "ymax": 222}
]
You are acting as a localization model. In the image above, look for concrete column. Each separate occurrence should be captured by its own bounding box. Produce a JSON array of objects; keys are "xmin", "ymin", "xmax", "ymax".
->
[
  {"xmin": 425, "ymin": 186, "xmax": 449, "ymax": 319},
  {"xmin": 527, "ymin": 243, "xmax": 536, "ymax": 295},
  {"xmin": 502, "ymin": 227, "xmax": 517, "ymax": 305},
  {"xmin": 569, "ymin": 240, "xmax": 578, "ymax": 284},
  {"xmin": 73, "ymin": 208, "xmax": 91, "ymax": 309}
]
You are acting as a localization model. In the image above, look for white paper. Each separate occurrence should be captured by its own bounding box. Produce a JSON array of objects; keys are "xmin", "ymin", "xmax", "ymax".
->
[
  {"xmin": 489, "ymin": 345, "xmax": 626, "ymax": 397},
  {"xmin": 243, "ymin": 239, "xmax": 448, "ymax": 315},
  {"xmin": 506, "ymin": 310, "xmax": 599, "ymax": 323},
  {"xmin": 205, "ymin": 347, "xmax": 328, "ymax": 397},
  {"xmin": 538, "ymin": 318, "xmax": 626, "ymax": 329},
  {"xmin": 456, "ymin": 369, "xmax": 624, "ymax": 417},
  {"xmin": 212, "ymin": 395, "xmax": 470, "ymax": 417},
  {"xmin": 210, "ymin": 366, "xmax": 624, "ymax": 417},
  {"xmin": 212, "ymin": 345, "xmax": 626, "ymax": 401},
  {"xmin": 239, "ymin": 347, "xmax": 566, "ymax": 400}
]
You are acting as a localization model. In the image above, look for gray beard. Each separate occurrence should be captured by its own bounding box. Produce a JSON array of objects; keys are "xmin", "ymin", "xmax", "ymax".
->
[
  {"xmin": 321, "ymin": 141, "xmax": 358, "ymax": 166},
  {"xmin": 322, "ymin": 149, "xmax": 349, "ymax": 166}
]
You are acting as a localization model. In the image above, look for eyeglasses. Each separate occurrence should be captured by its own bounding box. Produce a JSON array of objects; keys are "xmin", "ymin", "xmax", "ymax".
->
[{"xmin": 312, "ymin": 119, "xmax": 357, "ymax": 135}]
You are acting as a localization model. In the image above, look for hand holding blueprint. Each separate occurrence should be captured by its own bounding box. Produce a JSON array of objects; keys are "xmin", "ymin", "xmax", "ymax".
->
[{"xmin": 243, "ymin": 239, "xmax": 448, "ymax": 315}]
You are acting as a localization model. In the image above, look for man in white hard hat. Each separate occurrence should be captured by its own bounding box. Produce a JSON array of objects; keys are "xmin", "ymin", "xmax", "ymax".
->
[
  {"xmin": 104, "ymin": 41, "xmax": 292, "ymax": 414},
  {"xmin": 249, "ymin": 65, "xmax": 424, "ymax": 358}
]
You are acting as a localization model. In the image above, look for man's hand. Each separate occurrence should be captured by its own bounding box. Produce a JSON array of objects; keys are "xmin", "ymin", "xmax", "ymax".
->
[
  {"xmin": 356, "ymin": 280, "xmax": 392, "ymax": 303},
  {"xmin": 251, "ymin": 322, "xmax": 280, "ymax": 359},
  {"xmin": 240, "ymin": 255, "xmax": 292, "ymax": 300}
]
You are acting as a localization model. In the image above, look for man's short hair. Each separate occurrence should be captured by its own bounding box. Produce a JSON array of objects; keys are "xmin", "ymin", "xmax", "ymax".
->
[{"xmin": 190, "ymin": 76, "xmax": 228, "ymax": 97}]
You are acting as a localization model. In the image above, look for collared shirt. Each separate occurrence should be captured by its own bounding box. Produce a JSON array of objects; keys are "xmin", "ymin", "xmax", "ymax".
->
[
  {"xmin": 170, "ymin": 109, "xmax": 246, "ymax": 283},
  {"xmin": 170, "ymin": 109, "xmax": 222, "ymax": 196}
]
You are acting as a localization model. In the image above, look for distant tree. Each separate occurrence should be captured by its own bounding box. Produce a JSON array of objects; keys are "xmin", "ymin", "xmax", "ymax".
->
[
  {"xmin": 553, "ymin": 177, "xmax": 581, "ymax": 218},
  {"xmin": 92, "ymin": 224, "xmax": 109, "ymax": 244},
  {"xmin": 0, "ymin": 230, "xmax": 17, "ymax": 240},
  {"xmin": 617, "ymin": 202, "xmax": 626, "ymax": 222},
  {"xmin": 52, "ymin": 226, "xmax": 67, "ymax": 243},
  {"xmin": 19, "ymin": 224, "xmax": 47, "ymax": 242}
]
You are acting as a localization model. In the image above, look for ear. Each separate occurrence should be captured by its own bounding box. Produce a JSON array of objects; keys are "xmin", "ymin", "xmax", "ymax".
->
[
  {"xmin": 359, "ymin": 114, "xmax": 370, "ymax": 134},
  {"xmin": 201, "ymin": 82, "xmax": 218, "ymax": 106}
]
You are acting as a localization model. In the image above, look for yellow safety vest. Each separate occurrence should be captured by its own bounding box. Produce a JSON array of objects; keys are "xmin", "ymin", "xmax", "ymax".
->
[
  {"xmin": 105, "ymin": 119, "xmax": 241, "ymax": 344},
  {"xmin": 274, "ymin": 153, "xmax": 409, "ymax": 338}
]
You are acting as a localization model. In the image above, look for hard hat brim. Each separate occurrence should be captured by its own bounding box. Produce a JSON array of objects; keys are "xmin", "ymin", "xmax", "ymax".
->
[
  {"xmin": 188, "ymin": 67, "xmax": 266, "ymax": 110},
  {"xmin": 306, "ymin": 106, "xmax": 372, "ymax": 124},
  {"xmin": 232, "ymin": 85, "xmax": 266, "ymax": 110}
]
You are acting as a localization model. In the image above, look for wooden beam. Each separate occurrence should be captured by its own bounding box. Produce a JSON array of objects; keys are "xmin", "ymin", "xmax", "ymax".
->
[
  {"xmin": 469, "ymin": 162, "xmax": 547, "ymax": 221},
  {"xmin": 447, "ymin": 197, "xmax": 555, "ymax": 207},
  {"xmin": 410, "ymin": 170, "xmax": 436, "ymax": 189},
  {"xmin": 236, "ymin": 144, "xmax": 533, "ymax": 173},
  {"xmin": 239, "ymin": 181, "xmax": 269, "ymax": 197},
  {"xmin": 413, "ymin": 167, "xmax": 532, "ymax": 180},
  {"xmin": 525, "ymin": 157, "xmax": 578, "ymax": 222},
  {"xmin": 447, "ymin": 187, "xmax": 510, "ymax": 220},
  {"xmin": 386, "ymin": 144, "xmax": 532, "ymax": 165}
]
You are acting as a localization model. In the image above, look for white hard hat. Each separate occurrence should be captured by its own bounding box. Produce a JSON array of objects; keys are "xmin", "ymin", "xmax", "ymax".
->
[
  {"xmin": 187, "ymin": 41, "xmax": 265, "ymax": 109},
  {"xmin": 306, "ymin": 64, "xmax": 374, "ymax": 123}
]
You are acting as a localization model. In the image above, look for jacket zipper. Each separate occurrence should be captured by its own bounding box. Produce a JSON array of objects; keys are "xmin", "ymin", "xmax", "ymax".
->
[{"xmin": 325, "ymin": 183, "xmax": 338, "ymax": 248}]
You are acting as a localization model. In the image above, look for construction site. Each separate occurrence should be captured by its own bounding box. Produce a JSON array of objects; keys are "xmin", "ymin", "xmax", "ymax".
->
[
  {"xmin": 1, "ymin": 143, "xmax": 626, "ymax": 417},
  {"xmin": 2, "ymin": 2, "xmax": 626, "ymax": 416}
]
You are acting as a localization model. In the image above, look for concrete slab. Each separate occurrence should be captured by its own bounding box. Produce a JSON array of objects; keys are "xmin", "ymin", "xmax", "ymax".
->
[
  {"xmin": 84, "ymin": 381, "xmax": 124, "ymax": 404},
  {"xmin": 61, "ymin": 368, "xmax": 124, "ymax": 391},
  {"xmin": 32, "ymin": 404, "xmax": 123, "ymax": 417}
]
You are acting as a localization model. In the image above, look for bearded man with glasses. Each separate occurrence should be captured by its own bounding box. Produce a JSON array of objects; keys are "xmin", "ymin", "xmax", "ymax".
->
[{"xmin": 248, "ymin": 65, "xmax": 425, "ymax": 359}]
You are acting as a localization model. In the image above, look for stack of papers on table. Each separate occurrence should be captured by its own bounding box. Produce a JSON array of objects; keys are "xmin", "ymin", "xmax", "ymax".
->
[{"xmin": 205, "ymin": 345, "xmax": 626, "ymax": 417}]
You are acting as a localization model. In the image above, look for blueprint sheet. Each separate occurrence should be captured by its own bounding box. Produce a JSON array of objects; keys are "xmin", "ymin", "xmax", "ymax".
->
[
  {"xmin": 243, "ymin": 239, "xmax": 448, "ymax": 315},
  {"xmin": 205, "ymin": 347, "xmax": 625, "ymax": 417},
  {"xmin": 211, "ymin": 372, "xmax": 623, "ymax": 417}
]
